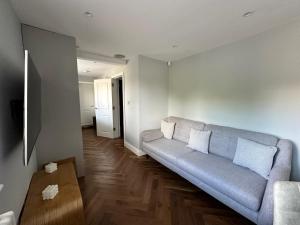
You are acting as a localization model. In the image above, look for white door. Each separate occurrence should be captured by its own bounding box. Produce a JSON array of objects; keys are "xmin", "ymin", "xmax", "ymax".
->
[
  {"xmin": 94, "ymin": 79, "xmax": 114, "ymax": 138},
  {"xmin": 79, "ymin": 82, "xmax": 95, "ymax": 126}
]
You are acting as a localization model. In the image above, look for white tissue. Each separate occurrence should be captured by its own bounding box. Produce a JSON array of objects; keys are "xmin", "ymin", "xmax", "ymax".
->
[
  {"xmin": 42, "ymin": 185, "xmax": 59, "ymax": 200},
  {"xmin": 45, "ymin": 162, "xmax": 57, "ymax": 173}
]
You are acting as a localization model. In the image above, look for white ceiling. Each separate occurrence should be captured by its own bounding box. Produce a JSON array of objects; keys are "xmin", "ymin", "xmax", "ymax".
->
[
  {"xmin": 11, "ymin": 0, "xmax": 300, "ymax": 61},
  {"xmin": 77, "ymin": 59, "xmax": 119, "ymax": 77}
]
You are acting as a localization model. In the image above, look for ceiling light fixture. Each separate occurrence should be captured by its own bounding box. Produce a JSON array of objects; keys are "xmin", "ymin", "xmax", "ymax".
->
[
  {"xmin": 84, "ymin": 11, "xmax": 93, "ymax": 18},
  {"xmin": 243, "ymin": 11, "xmax": 255, "ymax": 17}
]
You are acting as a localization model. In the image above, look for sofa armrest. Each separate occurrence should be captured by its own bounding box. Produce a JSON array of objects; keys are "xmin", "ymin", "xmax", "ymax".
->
[
  {"xmin": 258, "ymin": 139, "xmax": 292, "ymax": 225},
  {"xmin": 140, "ymin": 129, "xmax": 163, "ymax": 143}
]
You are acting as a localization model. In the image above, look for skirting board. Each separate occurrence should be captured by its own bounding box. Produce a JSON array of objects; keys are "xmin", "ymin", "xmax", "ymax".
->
[{"xmin": 124, "ymin": 141, "xmax": 146, "ymax": 156}]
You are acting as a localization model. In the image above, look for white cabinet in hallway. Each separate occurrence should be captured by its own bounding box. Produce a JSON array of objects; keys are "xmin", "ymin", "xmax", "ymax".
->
[{"xmin": 79, "ymin": 82, "xmax": 95, "ymax": 126}]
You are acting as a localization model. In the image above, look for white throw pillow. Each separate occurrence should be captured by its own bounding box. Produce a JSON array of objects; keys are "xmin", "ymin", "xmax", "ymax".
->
[
  {"xmin": 187, "ymin": 129, "xmax": 211, "ymax": 154},
  {"xmin": 233, "ymin": 138, "xmax": 277, "ymax": 178},
  {"xmin": 161, "ymin": 120, "xmax": 175, "ymax": 139}
]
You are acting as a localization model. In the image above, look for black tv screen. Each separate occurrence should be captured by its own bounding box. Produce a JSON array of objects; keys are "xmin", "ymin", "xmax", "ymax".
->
[{"xmin": 24, "ymin": 50, "xmax": 41, "ymax": 166}]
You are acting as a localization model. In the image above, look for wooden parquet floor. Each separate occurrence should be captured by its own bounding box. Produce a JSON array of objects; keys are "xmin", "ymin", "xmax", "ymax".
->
[{"xmin": 79, "ymin": 128, "xmax": 254, "ymax": 225}]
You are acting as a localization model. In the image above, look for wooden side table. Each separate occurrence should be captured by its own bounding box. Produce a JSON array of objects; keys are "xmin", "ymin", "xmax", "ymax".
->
[{"xmin": 20, "ymin": 160, "xmax": 85, "ymax": 225}]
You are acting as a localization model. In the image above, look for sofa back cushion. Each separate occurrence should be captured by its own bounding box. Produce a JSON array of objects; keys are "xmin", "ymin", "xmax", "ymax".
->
[
  {"xmin": 233, "ymin": 138, "xmax": 278, "ymax": 178},
  {"xmin": 161, "ymin": 120, "xmax": 175, "ymax": 139},
  {"xmin": 205, "ymin": 124, "xmax": 278, "ymax": 160},
  {"xmin": 165, "ymin": 117, "xmax": 205, "ymax": 143}
]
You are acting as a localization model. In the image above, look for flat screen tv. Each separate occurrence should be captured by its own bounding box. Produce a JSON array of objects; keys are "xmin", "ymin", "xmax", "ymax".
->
[{"xmin": 24, "ymin": 50, "xmax": 41, "ymax": 166}]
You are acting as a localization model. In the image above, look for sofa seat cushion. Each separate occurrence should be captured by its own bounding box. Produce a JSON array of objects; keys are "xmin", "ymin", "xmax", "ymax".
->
[
  {"xmin": 177, "ymin": 151, "xmax": 267, "ymax": 211},
  {"xmin": 143, "ymin": 138, "xmax": 194, "ymax": 163}
]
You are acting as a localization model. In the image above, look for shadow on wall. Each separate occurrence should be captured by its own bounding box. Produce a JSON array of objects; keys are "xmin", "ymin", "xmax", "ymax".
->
[
  {"xmin": 291, "ymin": 143, "xmax": 298, "ymax": 179},
  {"xmin": 0, "ymin": 54, "xmax": 24, "ymax": 160}
]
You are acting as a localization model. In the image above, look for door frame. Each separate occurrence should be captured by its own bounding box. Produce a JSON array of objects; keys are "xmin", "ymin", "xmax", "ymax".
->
[
  {"xmin": 111, "ymin": 72, "xmax": 125, "ymax": 139},
  {"xmin": 79, "ymin": 81, "xmax": 93, "ymax": 84}
]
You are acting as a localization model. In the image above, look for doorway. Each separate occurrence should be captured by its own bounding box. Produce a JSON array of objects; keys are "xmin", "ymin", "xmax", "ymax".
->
[
  {"xmin": 77, "ymin": 57, "xmax": 126, "ymax": 138},
  {"xmin": 93, "ymin": 73, "xmax": 125, "ymax": 139},
  {"xmin": 118, "ymin": 78, "xmax": 124, "ymax": 138},
  {"xmin": 111, "ymin": 76, "xmax": 124, "ymax": 138}
]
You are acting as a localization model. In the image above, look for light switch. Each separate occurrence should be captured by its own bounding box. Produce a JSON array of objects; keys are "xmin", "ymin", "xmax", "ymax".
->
[
  {"xmin": 0, "ymin": 184, "xmax": 3, "ymax": 192},
  {"xmin": 0, "ymin": 211, "xmax": 16, "ymax": 225}
]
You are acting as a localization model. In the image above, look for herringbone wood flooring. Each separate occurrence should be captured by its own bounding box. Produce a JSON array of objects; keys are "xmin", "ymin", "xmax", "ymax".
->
[{"xmin": 80, "ymin": 128, "xmax": 254, "ymax": 225}]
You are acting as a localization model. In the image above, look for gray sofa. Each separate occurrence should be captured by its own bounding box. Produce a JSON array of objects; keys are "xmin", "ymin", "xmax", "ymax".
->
[{"xmin": 140, "ymin": 117, "xmax": 292, "ymax": 225}]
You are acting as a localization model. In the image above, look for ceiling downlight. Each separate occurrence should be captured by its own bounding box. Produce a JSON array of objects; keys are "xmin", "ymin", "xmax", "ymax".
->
[
  {"xmin": 84, "ymin": 11, "xmax": 93, "ymax": 18},
  {"xmin": 243, "ymin": 11, "xmax": 255, "ymax": 17}
]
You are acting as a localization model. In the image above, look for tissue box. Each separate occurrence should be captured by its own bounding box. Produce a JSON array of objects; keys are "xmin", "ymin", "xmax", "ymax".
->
[
  {"xmin": 0, "ymin": 211, "xmax": 16, "ymax": 225},
  {"xmin": 42, "ymin": 185, "xmax": 59, "ymax": 200},
  {"xmin": 45, "ymin": 162, "xmax": 57, "ymax": 173}
]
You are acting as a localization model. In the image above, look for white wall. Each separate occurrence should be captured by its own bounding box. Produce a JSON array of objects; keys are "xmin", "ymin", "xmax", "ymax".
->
[
  {"xmin": 169, "ymin": 19, "xmax": 300, "ymax": 181},
  {"xmin": 123, "ymin": 56, "xmax": 169, "ymax": 150},
  {"xmin": 124, "ymin": 56, "xmax": 140, "ymax": 147},
  {"xmin": 0, "ymin": 0, "xmax": 37, "ymax": 218},
  {"xmin": 104, "ymin": 65, "xmax": 126, "ymax": 78},
  {"xmin": 78, "ymin": 75, "xmax": 96, "ymax": 83},
  {"xmin": 139, "ymin": 56, "xmax": 169, "ymax": 133},
  {"xmin": 22, "ymin": 25, "xmax": 85, "ymax": 176}
]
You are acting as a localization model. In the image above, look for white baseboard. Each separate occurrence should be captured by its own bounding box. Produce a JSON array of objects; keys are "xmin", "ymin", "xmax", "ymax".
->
[{"xmin": 124, "ymin": 141, "xmax": 145, "ymax": 156}]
